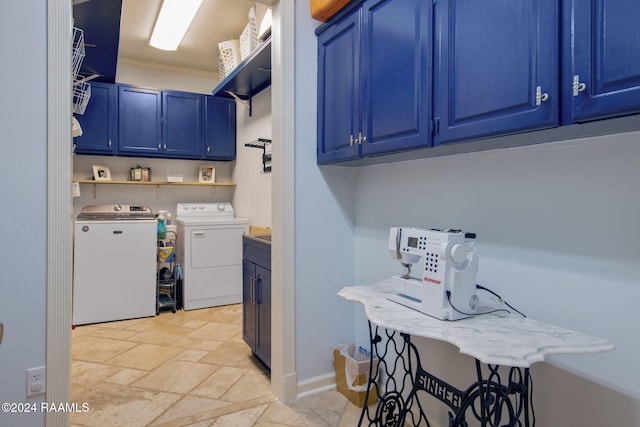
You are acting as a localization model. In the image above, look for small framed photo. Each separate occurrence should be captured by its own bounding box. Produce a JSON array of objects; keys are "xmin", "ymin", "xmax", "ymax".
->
[
  {"xmin": 93, "ymin": 165, "xmax": 111, "ymax": 181},
  {"xmin": 199, "ymin": 166, "xmax": 216, "ymax": 183}
]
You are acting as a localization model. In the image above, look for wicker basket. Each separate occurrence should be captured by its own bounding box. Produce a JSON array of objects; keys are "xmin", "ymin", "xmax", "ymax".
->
[
  {"xmin": 240, "ymin": 7, "xmax": 259, "ymax": 61},
  {"xmin": 218, "ymin": 39, "xmax": 241, "ymax": 79}
]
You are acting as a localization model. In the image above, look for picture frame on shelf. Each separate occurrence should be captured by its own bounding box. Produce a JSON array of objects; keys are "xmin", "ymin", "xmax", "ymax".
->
[
  {"xmin": 93, "ymin": 165, "xmax": 111, "ymax": 181},
  {"xmin": 199, "ymin": 166, "xmax": 216, "ymax": 183}
]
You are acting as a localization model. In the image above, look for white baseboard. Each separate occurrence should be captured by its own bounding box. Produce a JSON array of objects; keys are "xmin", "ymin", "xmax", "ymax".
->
[{"xmin": 296, "ymin": 372, "xmax": 336, "ymax": 399}]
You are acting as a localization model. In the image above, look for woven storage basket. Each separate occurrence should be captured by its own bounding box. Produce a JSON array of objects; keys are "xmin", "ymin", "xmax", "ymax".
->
[
  {"xmin": 240, "ymin": 7, "xmax": 259, "ymax": 61},
  {"xmin": 218, "ymin": 39, "xmax": 241, "ymax": 79}
]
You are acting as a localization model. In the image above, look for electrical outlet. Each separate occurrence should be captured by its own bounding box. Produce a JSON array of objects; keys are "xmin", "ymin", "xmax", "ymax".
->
[{"xmin": 26, "ymin": 366, "xmax": 46, "ymax": 397}]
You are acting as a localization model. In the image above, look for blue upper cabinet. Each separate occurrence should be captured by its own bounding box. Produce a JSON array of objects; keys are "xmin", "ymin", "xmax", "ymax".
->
[
  {"xmin": 562, "ymin": 0, "xmax": 640, "ymax": 123},
  {"xmin": 317, "ymin": 0, "xmax": 431, "ymax": 164},
  {"xmin": 74, "ymin": 82, "xmax": 116, "ymax": 155},
  {"xmin": 119, "ymin": 87, "xmax": 203, "ymax": 159},
  {"xmin": 317, "ymin": 10, "xmax": 361, "ymax": 163},
  {"xmin": 162, "ymin": 91, "xmax": 203, "ymax": 159},
  {"xmin": 361, "ymin": 0, "xmax": 432, "ymax": 156},
  {"xmin": 434, "ymin": 0, "xmax": 558, "ymax": 145},
  {"xmin": 117, "ymin": 85, "xmax": 163, "ymax": 157},
  {"xmin": 204, "ymin": 96, "xmax": 236, "ymax": 160}
]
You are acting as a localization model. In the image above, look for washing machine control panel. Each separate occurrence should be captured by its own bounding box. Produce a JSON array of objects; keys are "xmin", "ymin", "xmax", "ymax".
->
[{"xmin": 176, "ymin": 203, "xmax": 235, "ymax": 218}]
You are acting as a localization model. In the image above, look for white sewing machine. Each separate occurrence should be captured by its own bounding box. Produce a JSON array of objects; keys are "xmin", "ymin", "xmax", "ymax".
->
[{"xmin": 387, "ymin": 227, "xmax": 485, "ymax": 320}]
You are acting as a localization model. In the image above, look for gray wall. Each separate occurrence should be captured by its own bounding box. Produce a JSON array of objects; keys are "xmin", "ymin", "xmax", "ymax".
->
[
  {"xmin": 352, "ymin": 132, "xmax": 640, "ymax": 425},
  {"xmin": 0, "ymin": 1, "xmax": 48, "ymax": 426}
]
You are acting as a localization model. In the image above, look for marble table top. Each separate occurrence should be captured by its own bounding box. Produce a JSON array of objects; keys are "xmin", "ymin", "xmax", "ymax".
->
[{"xmin": 338, "ymin": 280, "xmax": 615, "ymax": 367}]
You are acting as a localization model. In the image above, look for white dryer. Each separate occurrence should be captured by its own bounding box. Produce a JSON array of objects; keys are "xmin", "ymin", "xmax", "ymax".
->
[{"xmin": 176, "ymin": 203, "xmax": 249, "ymax": 310}]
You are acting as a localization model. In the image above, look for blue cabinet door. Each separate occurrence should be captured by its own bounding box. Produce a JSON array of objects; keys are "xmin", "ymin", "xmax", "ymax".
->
[
  {"xmin": 74, "ymin": 82, "xmax": 116, "ymax": 155},
  {"xmin": 562, "ymin": 0, "xmax": 640, "ymax": 123},
  {"xmin": 204, "ymin": 96, "xmax": 236, "ymax": 160},
  {"xmin": 435, "ymin": 0, "xmax": 558, "ymax": 145},
  {"xmin": 162, "ymin": 91, "xmax": 203, "ymax": 159},
  {"xmin": 361, "ymin": 0, "xmax": 431, "ymax": 156},
  {"xmin": 317, "ymin": 11, "xmax": 362, "ymax": 164},
  {"xmin": 242, "ymin": 260, "xmax": 257, "ymax": 352},
  {"xmin": 255, "ymin": 264, "xmax": 271, "ymax": 368},
  {"xmin": 117, "ymin": 85, "xmax": 163, "ymax": 157}
]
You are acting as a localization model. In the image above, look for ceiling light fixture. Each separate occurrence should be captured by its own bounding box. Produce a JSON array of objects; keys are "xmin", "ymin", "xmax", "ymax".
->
[{"xmin": 149, "ymin": 0, "xmax": 203, "ymax": 51}]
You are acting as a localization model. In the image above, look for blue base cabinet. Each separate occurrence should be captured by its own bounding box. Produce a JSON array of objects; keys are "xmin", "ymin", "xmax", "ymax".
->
[
  {"xmin": 74, "ymin": 82, "xmax": 117, "ymax": 155},
  {"xmin": 317, "ymin": 0, "xmax": 432, "ymax": 164},
  {"xmin": 242, "ymin": 236, "xmax": 271, "ymax": 369},
  {"xmin": 562, "ymin": 0, "xmax": 640, "ymax": 123},
  {"xmin": 434, "ymin": 0, "xmax": 558, "ymax": 145}
]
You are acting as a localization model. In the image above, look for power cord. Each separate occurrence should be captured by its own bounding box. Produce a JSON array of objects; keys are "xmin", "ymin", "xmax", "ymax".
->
[
  {"xmin": 446, "ymin": 291, "xmax": 511, "ymax": 317},
  {"xmin": 476, "ymin": 284, "xmax": 526, "ymax": 318},
  {"xmin": 445, "ymin": 285, "xmax": 526, "ymax": 318}
]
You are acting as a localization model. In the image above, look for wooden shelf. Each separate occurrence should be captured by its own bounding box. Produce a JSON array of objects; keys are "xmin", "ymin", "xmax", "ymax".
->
[
  {"xmin": 74, "ymin": 179, "xmax": 236, "ymax": 199},
  {"xmin": 75, "ymin": 179, "xmax": 236, "ymax": 186}
]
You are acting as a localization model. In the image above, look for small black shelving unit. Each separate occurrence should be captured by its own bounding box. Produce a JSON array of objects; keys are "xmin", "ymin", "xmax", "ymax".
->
[{"xmin": 157, "ymin": 230, "xmax": 177, "ymax": 314}]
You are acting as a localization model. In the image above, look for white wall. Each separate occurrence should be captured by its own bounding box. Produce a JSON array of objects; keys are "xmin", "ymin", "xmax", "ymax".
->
[
  {"xmin": 72, "ymin": 156, "xmax": 235, "ymax": 219},
  {"xmin": 116, "ymin": 59, "xmax": 219, "ymax": 94},
  {"xmin": 74, "ymin": 61, "xmax": 272, "ymax": 228},
  {"xmin": 232, "ymin": 87, "xmax": 273, "ymax": 228},
  {"xmin": 0, "ymin": 1, "xmax": 48, "ymax": 425}
]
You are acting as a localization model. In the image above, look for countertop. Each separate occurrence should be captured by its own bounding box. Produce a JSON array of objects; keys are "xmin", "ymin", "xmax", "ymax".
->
[
  {"xmin": 244, "ymin": 234, "xmax": 272, "ymax": 245},
  {"xmin": 339, "ymin": 280, "xmax": 615, "ymax": 367}
]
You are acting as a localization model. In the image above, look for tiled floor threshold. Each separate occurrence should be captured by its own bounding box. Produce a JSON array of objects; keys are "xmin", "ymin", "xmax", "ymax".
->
[{"xmin": 71, "ymin": 304, "xmax": 362, "ymax": 426}]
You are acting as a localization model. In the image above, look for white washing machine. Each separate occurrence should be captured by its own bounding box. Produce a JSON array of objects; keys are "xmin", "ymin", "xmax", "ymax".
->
[
  {"xmin": 176, "ymin": 203, "xmax": 249, "ymax": 310},
  {"xmin": 73, "ymin": 204, "xmax": 157, "ymax": 325}
]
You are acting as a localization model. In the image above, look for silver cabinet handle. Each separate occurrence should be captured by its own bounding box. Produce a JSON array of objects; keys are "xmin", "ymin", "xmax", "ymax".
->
[
  {"xmin": 349, "ymin": 134, "xmax": 355, "ymax": 146},
  {"xmin": 573, "ymin": 75, "xmax": 587, "ymax": 97},
  {"xmin": 207, "ymin": 146, "xmax": 211, "ymax": 153},
  {"xmin": 158, "ymin": 143, "xmax": 162, "ymax": 150},
  {"xmin": 536, "ymin": 86, "xmax": 549, "ymax": 106},
  {"xmin": 358, "ymin": 132, "xmax": 367, "ymax": 144}
]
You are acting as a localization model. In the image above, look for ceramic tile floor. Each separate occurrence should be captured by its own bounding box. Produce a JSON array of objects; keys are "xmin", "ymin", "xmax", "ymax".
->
[{"xmin": 71, "ymin": 304, "xmax": 363, "ymax": 426}]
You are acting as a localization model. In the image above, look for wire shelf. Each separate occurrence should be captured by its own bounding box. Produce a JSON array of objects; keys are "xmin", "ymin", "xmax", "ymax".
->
[
  {"xmin": 72, "ymin": 27, "xmax": 85, "ymax": 81},
  {"xmin": 72, "ymin": 81, "xmax": 91, "ymax": 115}
]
